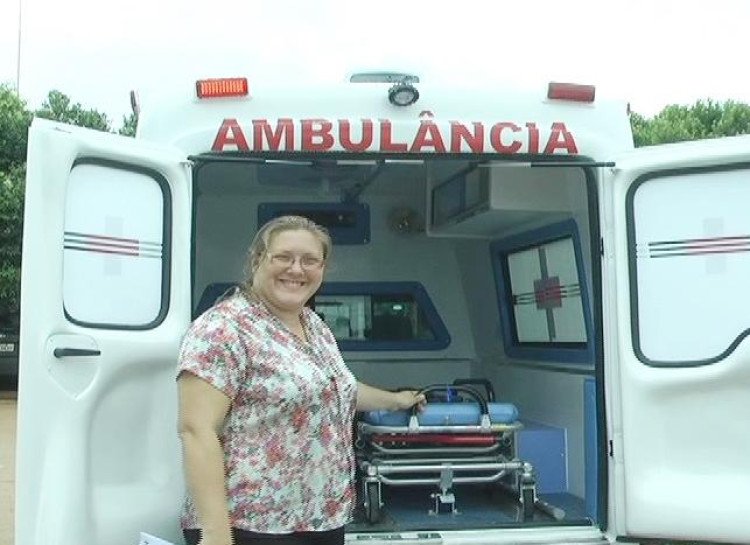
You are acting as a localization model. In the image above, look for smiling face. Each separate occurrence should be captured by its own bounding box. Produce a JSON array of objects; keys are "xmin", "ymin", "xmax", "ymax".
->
[{"xmin": 251, "ymin": 228, "xmax": 327, "ymax": 318}]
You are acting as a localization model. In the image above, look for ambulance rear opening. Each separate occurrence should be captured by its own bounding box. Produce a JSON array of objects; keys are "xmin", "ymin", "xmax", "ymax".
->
[{"xmin": 155, "ymin": 75, "xmax": 623, "ymax": 540}]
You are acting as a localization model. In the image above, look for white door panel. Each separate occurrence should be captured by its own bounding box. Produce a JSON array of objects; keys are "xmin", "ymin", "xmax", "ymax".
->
[
  {"xmin": 606, "ymin": 138, "xmax": 750, "ymax": 543},
  {"xmin": 17, "ymin": 119, "xmax": 191, "ymax": 545}
]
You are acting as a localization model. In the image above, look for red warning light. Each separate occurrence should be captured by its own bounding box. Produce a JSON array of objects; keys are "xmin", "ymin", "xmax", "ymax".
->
[
  {"xmin": 196, "ymin": 78, "xmax": 249, "ymax": 99},
  {"xmin": 547, "ymin": 82, "xmax": 595, "ymax": 103}
]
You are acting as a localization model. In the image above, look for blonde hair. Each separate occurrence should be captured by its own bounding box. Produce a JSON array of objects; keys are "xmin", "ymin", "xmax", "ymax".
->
[{"xmin": 242, "ymin": 215, "xmax": 332, "ymax": 292}]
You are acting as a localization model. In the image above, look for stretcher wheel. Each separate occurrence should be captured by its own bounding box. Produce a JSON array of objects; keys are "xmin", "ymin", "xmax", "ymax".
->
[
  {"xmin": 365, "ymin": 481, "xmax": 382, "ymax": 523},
  {"xmin": 521, "ymin": 486, "xmax": 535, "ymax": 520}
]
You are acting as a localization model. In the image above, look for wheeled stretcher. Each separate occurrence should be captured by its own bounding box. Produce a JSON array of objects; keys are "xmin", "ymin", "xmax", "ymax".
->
[{"xmin": 356, "ymin": 380, "xmax": 562, "ymax": 523}]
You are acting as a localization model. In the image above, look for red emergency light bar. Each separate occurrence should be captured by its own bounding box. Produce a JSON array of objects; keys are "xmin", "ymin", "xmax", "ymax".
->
[
  {"xmin": 547, "ymin": 82, "xmax": 596, "ymax": 103},
  {"xmin": 196, "ymin": 78, "xmax": 249, "ymax": 99}
]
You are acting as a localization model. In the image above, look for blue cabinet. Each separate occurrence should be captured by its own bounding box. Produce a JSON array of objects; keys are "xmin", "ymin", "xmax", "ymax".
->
[{"xmin": 517, "ymin": 421, "xmax": 567, "ymax": 494}]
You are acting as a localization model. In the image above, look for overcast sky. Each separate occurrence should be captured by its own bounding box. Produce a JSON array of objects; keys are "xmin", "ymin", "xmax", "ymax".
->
[{"xmin": 1, "ymin": 0, "xmax": 748, "ymax": 129}]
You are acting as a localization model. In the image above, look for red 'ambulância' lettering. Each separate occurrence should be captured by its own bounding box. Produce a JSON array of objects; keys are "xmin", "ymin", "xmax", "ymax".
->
[{"xmin": 211, "ymin": 118, "xmax": 579, "ymax": 155}]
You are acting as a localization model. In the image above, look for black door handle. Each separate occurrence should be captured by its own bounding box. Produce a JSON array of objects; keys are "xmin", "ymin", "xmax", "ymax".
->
[{"xmin": 53, "ymin": 347, "xmax": 102, "ymax": 358}]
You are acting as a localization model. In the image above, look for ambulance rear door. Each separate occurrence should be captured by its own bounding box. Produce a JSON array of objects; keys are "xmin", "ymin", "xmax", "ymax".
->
[
  {"xmin": 16, "ymin": 118, "xmax": 192, "ymax": 545},
  {"xmin": 603, "ymin": 134, "xmax": 750, "ymax": 543}
]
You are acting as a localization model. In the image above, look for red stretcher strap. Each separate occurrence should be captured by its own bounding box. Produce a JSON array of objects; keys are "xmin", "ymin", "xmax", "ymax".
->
[{"xmin": 371, "ymin": 433, "xmax": 497, "ymax": 446}]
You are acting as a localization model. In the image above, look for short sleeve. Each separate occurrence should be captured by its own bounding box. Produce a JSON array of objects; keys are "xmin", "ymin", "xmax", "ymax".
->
[{"xmin": 177, "ymin": 310, "xmax": 249, "ymax": 399}]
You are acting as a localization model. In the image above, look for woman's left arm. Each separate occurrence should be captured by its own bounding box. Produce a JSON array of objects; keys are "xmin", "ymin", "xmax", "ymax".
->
[{"xmin": 356, "ymin": 381, "xmax": 426, "ymax": 412}]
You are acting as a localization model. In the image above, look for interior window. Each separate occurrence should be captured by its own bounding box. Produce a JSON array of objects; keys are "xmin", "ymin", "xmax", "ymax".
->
[
  {"xmin": 314, "ymin": 294, "xmax": 435, "ymax": 342},
  {"xmin": 491, "ymin": 220, "xmax": 593, "ymax": 364},
  {"xmin": 312, "ymin": 282, "xmax": 449, "ymax": 351},
  {"xmin": 507, "ymin": 236, "xmax": 586, "ymax": 344},
  {"xmin": 192, "ymin": 281, "xmax": 449, "ymax": 351}
]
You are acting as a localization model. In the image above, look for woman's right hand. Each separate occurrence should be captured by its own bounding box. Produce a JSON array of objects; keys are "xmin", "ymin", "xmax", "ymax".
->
[{"xmin": 393, "ymin": 390, "xmax": 427, "ymax": 411}]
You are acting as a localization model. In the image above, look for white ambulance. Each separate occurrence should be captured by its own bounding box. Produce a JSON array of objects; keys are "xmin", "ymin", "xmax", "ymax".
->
[{"xmin": 16, "ymin": 73, "xmax": 750, "ymax": 545}]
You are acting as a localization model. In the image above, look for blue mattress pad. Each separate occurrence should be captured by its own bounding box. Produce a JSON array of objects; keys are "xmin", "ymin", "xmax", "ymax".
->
[{"xmin": 361, "ymin": 402, "xmax": 519, "ymax": 427}]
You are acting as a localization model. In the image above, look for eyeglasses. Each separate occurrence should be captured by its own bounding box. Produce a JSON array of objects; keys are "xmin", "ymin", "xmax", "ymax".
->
[{"xmin": 267, "ymin": 252, "xmax": 325, "ymax": 271}]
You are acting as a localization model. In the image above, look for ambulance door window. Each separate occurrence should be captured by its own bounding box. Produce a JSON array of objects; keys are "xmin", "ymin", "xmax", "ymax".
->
[
  {"xmin": 629, "ymin": 166, "xmax": 750, "ymax": 365},
  {"xmin": 62, "ymin": 160, "xmax": 171, "ymax": 329}
]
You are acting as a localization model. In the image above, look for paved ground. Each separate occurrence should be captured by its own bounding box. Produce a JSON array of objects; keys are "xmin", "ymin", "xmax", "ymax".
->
[{"xmin": 0, "ymin": 390, "xmax": 16, "ymax": 545}]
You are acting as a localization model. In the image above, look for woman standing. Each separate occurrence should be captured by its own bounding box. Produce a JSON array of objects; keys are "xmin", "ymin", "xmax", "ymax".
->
[{"xmin": 177, "ymin": 215, "xmax": 425, "ymax": 545}]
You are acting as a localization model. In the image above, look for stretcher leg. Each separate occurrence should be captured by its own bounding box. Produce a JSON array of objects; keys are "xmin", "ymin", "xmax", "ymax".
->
[
  {"xmin": 429, "ymin": 465, "xmax": 457, "ymax": 515},
  {"xmin": 363, "ymin": 478, "xmax": 382, "ymax": 523}
]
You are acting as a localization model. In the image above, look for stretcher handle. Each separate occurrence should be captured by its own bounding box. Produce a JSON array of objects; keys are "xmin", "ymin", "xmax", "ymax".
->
[
  {"xmin": 370, "ymin": 433, "xmax": 498, "ymax": 446},
  {"xmin": 452, "ymin": 378, "xmax": 495, "ymax": 402},
  {"xmin": 414, "ymin": 384, "xmax": 490, "ymax": 415}
]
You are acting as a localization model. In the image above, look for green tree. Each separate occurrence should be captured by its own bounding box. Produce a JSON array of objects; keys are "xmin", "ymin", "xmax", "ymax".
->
[
  {"xmin": 0, "ymin": 165, "xmax": 24, "ymax": 324},
  {"xmin": 35, "ymin": 90, "xmax": 112, "ymax": 132},
  {"xmin": 0, "ymin": 86, "xmax": 30, "ymax": 325},
  {"xmin": 632, "ymin": 99, "xmax": 750, "ymax": 147},
  {"xmin": 119, "ymin": 111, "xmax": 138, "ymax": 137},
  {"xmin": 628, "ymin": 111, "xmax": 650, "ymax": 148},
  {"xmin": 0, "ymin": 84, "xmax": 33, "ymax": 171}
]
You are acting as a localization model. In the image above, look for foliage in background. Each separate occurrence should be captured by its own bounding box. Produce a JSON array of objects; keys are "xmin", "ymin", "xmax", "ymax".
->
[
  {"xmin": 0, "ymin": 166, "xmax": 24, "ymax": 325},
  {"xmin": 0, "ymin": 85, "xmax": 29, "ymax": 326},
  {"xmin": 631, "ymin": 99, "xmax": 750, "ymax": 147},
  {"xmin": 0, "ymin": 84, "xmax": 33, "ymax": 171},
  {"xmin": 119, "ymin": 112, "xmax": 138, "ymax": 137},
  {"xmin": 35, "ymin": 90, "xmax": 112, "ymax": 132}
]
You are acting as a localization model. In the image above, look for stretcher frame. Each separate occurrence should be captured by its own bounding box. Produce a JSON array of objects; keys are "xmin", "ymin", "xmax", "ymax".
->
[{"xmin": 355, "ymin": 383, "xmax": 553, "ymax": 523}]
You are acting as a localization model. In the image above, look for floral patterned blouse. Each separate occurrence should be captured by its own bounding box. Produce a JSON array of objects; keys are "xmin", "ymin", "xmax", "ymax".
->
[{"xmin": 177, "ymin": 292, "xmax": 358, "ymax": 533}]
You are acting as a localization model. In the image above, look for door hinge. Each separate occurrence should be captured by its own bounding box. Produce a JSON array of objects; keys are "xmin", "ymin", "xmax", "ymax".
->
[
  {"xmin": 600, "ymin": 237, "xmax": 604, "ymax": 256},
  {"xmin": 609, "ymin": 439, "xmax": 614, "ymax": 457}
]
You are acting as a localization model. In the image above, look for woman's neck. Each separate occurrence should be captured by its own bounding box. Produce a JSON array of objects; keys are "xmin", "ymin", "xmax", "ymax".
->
[{"xmin": 246, "ymin": 288, "xmax": 306, "ymax": 337}]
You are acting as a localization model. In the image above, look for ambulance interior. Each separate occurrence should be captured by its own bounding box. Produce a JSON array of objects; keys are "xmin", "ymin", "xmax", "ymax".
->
[{"xmin": 192, "ymin": 155, "xmax": 601, "ymax": 532}]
